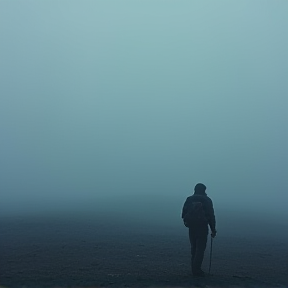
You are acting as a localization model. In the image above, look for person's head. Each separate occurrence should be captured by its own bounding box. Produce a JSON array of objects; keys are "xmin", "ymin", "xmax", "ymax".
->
[{"xmin": 194, "ymin": 183, "xmax": 207, "ymax": 195}]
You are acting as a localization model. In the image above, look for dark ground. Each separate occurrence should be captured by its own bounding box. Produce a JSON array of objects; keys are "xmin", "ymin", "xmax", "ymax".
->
[{"xmin": 0, "ymin": 212, "xmax": 287, "ymax": 288}]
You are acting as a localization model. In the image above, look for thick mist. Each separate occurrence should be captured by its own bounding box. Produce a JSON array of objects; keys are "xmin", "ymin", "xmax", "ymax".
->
[{"xmin": 0, "ymin": 1, "xmax": 287, "ymax": 226}]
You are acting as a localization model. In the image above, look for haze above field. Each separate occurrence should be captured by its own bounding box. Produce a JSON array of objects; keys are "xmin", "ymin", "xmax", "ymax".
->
[{"xmin": 0, "ymin": 1, "xmax": 287, "ymax": 223}]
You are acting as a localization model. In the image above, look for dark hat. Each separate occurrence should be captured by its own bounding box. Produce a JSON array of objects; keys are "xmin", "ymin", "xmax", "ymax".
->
[{"xmin": 194, "ymin": 183, "xmax": 206, "ymax": 194}]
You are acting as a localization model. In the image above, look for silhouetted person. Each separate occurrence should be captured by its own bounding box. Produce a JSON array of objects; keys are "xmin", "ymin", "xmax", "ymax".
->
[{"xmin": 182, "ymin": 183, "xmax": 216, "ymax": 277}]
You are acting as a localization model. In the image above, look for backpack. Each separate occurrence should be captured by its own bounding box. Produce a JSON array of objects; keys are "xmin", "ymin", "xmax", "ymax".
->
[{"xmin": 183, "ymin": 201, "xmax": 208, "ymax": 228}]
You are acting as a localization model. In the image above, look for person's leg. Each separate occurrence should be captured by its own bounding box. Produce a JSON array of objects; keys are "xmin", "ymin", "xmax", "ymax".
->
[
  {"xmin": 193, "ymin": 229, "xmax": 208, "ymax": 274},
  {"xmin": 188, "ymin": 228, "xmax": 197, "ymax": 273}
]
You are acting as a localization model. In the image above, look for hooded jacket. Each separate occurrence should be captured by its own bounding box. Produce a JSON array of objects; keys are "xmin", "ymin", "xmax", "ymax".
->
[{"xmin": 182, "ymin": 191, "xmax": 216, "ymax": 232}]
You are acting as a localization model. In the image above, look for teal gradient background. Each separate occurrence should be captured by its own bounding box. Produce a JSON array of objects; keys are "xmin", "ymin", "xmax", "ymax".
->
[{"xmin": 0, "ymin": 1, "xmax": 287, "ymax": 223}]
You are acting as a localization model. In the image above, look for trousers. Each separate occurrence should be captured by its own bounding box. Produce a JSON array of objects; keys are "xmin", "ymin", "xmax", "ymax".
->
[{"xmin": 188, "ymin": 225, "xmax": 208, "ymax": 273}]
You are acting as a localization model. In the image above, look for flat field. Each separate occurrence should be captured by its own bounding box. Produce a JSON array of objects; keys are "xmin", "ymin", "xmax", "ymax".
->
[{"xmin": 0, "ymin": 212, "xmax": 287, "ymax": 288}]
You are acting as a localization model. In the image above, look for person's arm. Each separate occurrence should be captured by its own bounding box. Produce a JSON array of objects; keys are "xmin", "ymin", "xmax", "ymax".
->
[
  {"xmin": 181, "ymin": 197, "xmax": 190, "ymax": 219},
  {"xmin": 206, "ymin": 198, "xmax": 216, "ymax": 236}
]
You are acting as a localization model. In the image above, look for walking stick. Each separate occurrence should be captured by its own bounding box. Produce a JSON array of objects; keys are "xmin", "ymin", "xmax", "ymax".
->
[{"xmin": 209, "ymin": 234, "xmax": 213, "ymax": 275}]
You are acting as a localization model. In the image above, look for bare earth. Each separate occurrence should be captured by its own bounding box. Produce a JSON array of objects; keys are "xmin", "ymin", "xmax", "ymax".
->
[{"xmin": 0, "ymin": 213, "xmax": 287, "ymax": 288}]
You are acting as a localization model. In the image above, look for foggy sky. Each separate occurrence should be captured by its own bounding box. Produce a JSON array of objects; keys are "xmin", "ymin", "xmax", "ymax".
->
[{"xmin": 0, "ymin": 1, "xmax": 287, "ymax": 218}]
